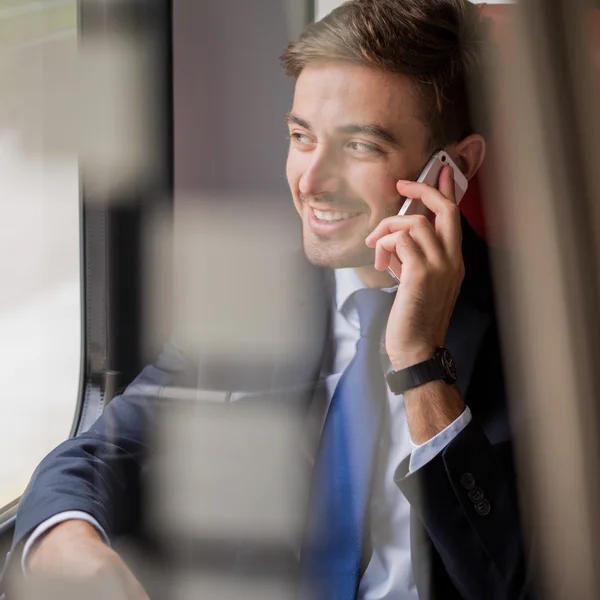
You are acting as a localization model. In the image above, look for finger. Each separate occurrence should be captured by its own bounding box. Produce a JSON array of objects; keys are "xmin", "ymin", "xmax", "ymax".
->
[
  {"xmin": 395, "ymin": 173, "xmax": 455, "ymax": 212},
  {"xmin": 366, "ymin": 214, "xmax": 444, "ymax": 263},
  {"xmin": 388, "ymin": 255, "xmax": 402, "ymax": 280},
  {"xmin": 408, "ymin": 219, "xmax": 446, "ymax": 264},
  {"xmin": 396, "ymin": 177, "xmax": 462, "ymax": 256},
  {"xmin": 438, "ymin": 164, "xmax": 456, "ymax": 205},
  {"xmin": 366, "ymin": 214, "xmax": 434, "ymax": 246},
  {"xmin": 374, "ymin": 231, "xmax": 425, "ymax": 272}
]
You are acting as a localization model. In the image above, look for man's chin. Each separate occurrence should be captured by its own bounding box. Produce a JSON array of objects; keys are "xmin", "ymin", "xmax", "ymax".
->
[{"xmin": 302, "ymin": 242, "xmax": 374, "ymax": 270}]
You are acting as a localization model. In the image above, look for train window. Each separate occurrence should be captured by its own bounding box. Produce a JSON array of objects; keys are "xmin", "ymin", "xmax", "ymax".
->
[{"xmin": 0, "ymin": 0, "xmax": 80, "ymax": 510}]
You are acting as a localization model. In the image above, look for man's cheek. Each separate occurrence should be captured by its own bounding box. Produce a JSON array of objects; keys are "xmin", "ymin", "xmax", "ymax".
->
[
  {"xmin": 367, "ymin": 193, "xmax": 398, "ymax": 218},
  {"xmin": 387, "ymin": 195, "xmax": 403, "ymax": 217},
  {"xmin": 285, "ymin": 153, "xmax": 299, "ymax": 188},
  {"xmin": 285, "ymin": 167, "xmax": 295, "ymax": 192}
]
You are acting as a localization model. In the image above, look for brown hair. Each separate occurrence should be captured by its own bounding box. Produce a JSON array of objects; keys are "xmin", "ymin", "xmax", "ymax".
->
[{"xmin": 280, "ymin": 0, "xmax": 492, "ymax": 151}]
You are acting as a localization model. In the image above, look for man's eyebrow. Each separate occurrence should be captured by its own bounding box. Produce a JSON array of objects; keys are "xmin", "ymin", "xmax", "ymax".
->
[
  {"xmin": 338, "ymin": 123, "xmax": 402, "ymax": 147},
  {"xmin": 286, "ymin": 112, "xmax": 312, "ymax": 130},
  {"xmin": 285, "ymin": 115, "xmax": 402, "ymax": 147}
]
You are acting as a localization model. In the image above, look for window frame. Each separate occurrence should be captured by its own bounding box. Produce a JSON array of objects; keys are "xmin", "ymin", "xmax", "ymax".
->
[{"xmin": 0, "ymin": 0, "xmax": 174, "ymax": 532}]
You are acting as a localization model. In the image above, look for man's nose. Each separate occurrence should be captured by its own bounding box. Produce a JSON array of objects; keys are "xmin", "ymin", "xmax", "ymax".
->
[{"xmin": 299, "ymin": 146, "xmax": 342, "ymax": 197}]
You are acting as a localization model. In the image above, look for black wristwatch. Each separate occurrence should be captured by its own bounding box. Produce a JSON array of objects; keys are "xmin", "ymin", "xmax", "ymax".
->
[{"xmin": 385, "ymin": 347, "xmax": 458, "ymax": 396}]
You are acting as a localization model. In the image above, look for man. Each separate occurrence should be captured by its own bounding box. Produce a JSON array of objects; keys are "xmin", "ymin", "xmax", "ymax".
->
[{"xmin": 4, "ymin": 0, "xmax": 527, "ymax": 598}]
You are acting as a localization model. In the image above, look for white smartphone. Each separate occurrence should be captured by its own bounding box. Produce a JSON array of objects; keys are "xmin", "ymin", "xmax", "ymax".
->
[{"xmin": 387, "ymin": 150, "xmax": 468, "ymax": 283}]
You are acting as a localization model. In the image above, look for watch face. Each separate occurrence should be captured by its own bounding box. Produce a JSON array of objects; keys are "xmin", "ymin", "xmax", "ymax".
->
[{"xmin": 440, "ymin": 348, "xmax": 458, "ymax": 382}]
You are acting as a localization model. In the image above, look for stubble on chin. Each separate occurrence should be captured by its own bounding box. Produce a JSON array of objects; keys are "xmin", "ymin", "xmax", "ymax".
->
[
  {"xmin": 302, "ymin": 234, "xmax": 375, "ymax": 269},
  {"xmin": 299, "ymin": 200, "xmax": 398, "ymax": 269}
]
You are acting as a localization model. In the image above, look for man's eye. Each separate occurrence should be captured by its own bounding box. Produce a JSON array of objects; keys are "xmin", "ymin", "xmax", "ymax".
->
[
  {"xmin": 289, "ymin": 132, "xmax": 313, "ymax": 145},
  {"xmin": 347, "ymin": 141, "xmax": 381, "ymax": 154}
]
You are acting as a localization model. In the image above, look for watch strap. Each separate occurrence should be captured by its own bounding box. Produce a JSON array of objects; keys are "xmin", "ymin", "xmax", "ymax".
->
[{"xmin": 385, "ymin": 347, "xmax": 456, "ymax": 396}]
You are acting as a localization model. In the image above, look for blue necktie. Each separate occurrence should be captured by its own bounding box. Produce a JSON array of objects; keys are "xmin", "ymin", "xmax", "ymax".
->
[{"xmin": 301, "ymin": 288, "xmax": 395, "ymax": 600}]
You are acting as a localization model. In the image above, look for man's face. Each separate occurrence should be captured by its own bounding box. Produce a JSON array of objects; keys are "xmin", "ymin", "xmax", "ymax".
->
[{"xmin": 286, "ymin": 61, "xmax": 431, "ymax": 269}]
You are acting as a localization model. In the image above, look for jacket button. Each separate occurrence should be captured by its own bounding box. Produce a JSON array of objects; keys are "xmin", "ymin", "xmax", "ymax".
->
[
  {"xmin": 468, "ymin": 486, "xmax": 484, "ymax": 503},
  {"xmin": 460, "ymin": 472, "xmax": 475, "ymax": 490},
  {"xmin": 475, "ymin": 499, "xmax": 491, "ymax": 516}
]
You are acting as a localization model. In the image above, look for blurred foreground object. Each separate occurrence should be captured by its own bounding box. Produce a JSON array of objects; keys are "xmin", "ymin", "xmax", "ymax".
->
[
  {"xmin": 0, "ymin": 0, "xmax": 166, "ymax": 201},
  {"xmin": 146, "ymin": 396, "xmax": 307, "ymax": 599},
  {"xmin": 478, "ymin": 1, "xmax": 600, "ymax": 598}
]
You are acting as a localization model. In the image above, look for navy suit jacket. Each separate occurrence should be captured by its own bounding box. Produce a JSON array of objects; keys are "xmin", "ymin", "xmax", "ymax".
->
[{"xmin": 3, "ymin": 216, "xmax": 528, "ymax": 599}]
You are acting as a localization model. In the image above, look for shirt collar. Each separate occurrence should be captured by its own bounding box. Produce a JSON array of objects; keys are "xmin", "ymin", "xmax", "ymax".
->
[{"xmin": 334, "ymin": 268, "xmax": 398, "ymax": 314}]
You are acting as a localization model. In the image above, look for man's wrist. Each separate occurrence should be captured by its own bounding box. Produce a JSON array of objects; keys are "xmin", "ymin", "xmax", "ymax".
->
[
  {"xmin": 404, "ymin": 381, "xmax": 465, "ymax": 444},
  {"xmin": 23, "ymin": 512, "xmax": 109, "ymax": 576},
  {"xmin": 388, "ymin": 345, "xmax": 437, "ymax": 371},
  {"xmin": 28, "ymin": 520, "xmax": 103, "ymax": 572}
]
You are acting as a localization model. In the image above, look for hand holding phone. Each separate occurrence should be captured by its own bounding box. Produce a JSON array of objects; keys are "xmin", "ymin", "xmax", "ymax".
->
[{"xmin": 388, "ymin": 151, "xmax": 468, "ymax": 283}]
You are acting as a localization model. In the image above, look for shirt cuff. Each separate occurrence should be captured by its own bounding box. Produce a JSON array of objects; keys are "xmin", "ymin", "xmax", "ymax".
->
[
  {"xmin": 408, "ymin": 406, "xmax": 472, "ymax": 473},
  {"xmin": 21, "ymin": 511, "xmax": 110, "ymax": 575}
]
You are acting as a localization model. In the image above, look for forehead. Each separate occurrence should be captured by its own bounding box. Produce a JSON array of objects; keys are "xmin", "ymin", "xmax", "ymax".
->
[{"xmin": 292, "ymin": 61, "xmax": 424, "ymax": 134}]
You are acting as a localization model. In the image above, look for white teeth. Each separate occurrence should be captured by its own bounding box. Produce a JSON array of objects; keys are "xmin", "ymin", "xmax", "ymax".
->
[{"xmin": 313, "ymin": 209, "xmax": 357, "ymax": 222}]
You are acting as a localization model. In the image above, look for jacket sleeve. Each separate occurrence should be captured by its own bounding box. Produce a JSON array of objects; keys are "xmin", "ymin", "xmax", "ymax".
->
[
  {"xmin": 395, "ymin": 417, "xmax": 528, "ymax": 600},
  {"xmin": 5, "ymin": 343, "xmax": 193, "ymax": 570}
]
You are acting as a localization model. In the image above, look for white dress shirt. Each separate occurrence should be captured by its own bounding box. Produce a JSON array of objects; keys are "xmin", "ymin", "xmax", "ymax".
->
[
  {"xmin": 23, "ymin": 267, "xmax": 472, "ymax": 600},
  {"xmin": 331, "ymin": 268, "xmax": 471, "ymax": 599}
]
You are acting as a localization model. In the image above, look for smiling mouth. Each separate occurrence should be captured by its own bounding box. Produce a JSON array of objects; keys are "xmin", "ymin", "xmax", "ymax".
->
[{"xmin": 312, "ymin": 208, "xmax": 361, "ymax": 222}]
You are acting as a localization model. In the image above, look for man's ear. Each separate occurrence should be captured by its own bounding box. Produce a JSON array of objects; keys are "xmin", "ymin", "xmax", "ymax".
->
[{"xmin": 448, "ymin": 134, "xmax": 486, "ymax": 181}]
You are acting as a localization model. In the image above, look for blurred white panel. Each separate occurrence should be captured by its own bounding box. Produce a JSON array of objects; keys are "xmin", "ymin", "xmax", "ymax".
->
[
  {"xmin": 482, "ymin": 0, "xmax": 600, "ymax": 596},
  {"xmin": 148, "ymin": 400, "xmax": 308, "ymax": 544},
  {"xmin": 6, "ymin": 27, "xmax": 156, "ymax": 201},
  {"xmin": 168, "ymin": 195, "xmax": 314, "ymax": 363},
  {"xmin": 78, "ymin": 33, "xmax": 157, "ymax": 200},
  {"xmin": 173, "ymin": 571, "xmax": 295, "ymax": 600},
  {"xmin": 13, "ymin": 574, "xmax": 129, "ymax": 600}
]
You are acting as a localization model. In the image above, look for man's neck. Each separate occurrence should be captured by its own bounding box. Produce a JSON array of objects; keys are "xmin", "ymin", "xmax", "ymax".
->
[{"xmin": 353, "ymin": 265, "xmax": 397, "ymax": 289}]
